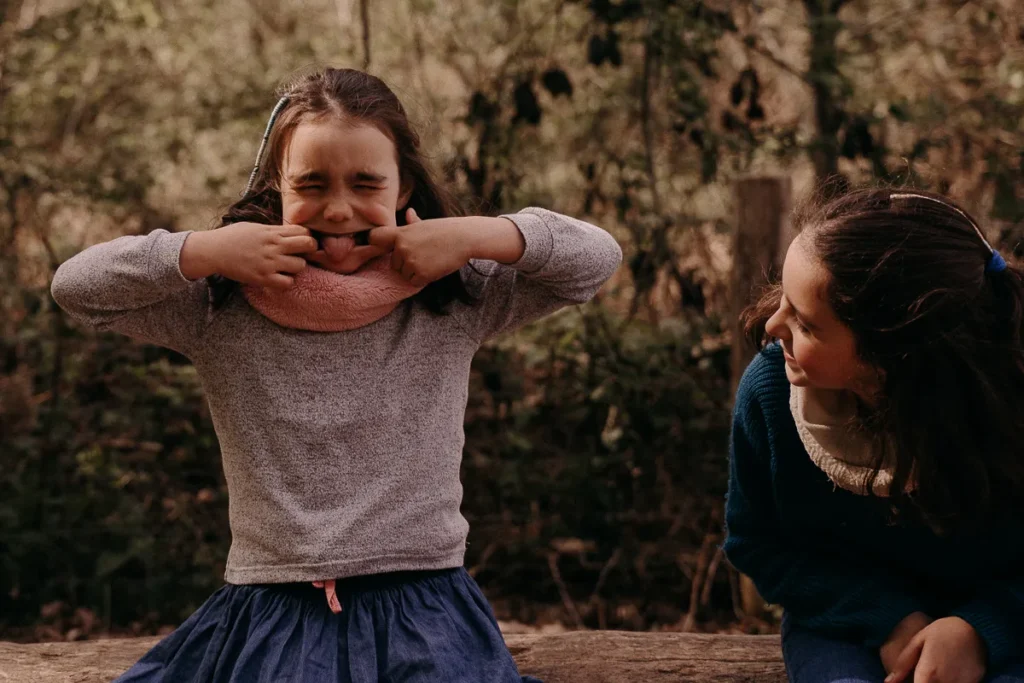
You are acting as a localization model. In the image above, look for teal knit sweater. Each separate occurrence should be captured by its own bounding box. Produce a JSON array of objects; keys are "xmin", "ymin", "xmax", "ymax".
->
[{"xmin": 723, "ymin": 344, "xmax": 1024, "ymax": 668}]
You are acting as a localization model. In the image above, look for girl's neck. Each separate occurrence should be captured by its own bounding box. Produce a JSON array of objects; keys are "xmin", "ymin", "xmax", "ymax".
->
[{"xmin": 809, "ymin": 386, "xmax": 855, "ymax": 416}]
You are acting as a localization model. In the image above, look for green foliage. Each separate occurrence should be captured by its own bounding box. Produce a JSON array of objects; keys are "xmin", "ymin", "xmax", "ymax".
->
[
  {"xmin": 1, "ymin": 293, "xmax": 229, "ymax": 632},
  {"xmin": 462, "ymin": 308, "xmax": 731, "ymax": 626}
]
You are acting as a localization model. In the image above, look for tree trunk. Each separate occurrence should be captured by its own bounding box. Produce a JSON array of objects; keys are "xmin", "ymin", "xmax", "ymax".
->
[
  {"xmin": 803, "ymin": 0, "xmax": 850, "ymax": 188},
  {"xmin": 729, "ymin": 177, "xmax": 794, "ymax": 617},
  {"xmin": 360, "ymin": 0, "xmax": 371, "ymax": 70}
]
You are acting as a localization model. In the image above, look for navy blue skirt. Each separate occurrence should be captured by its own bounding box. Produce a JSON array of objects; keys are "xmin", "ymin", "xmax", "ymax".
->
[{"xmin": 114, "ymin": 567, "xmax": 542, "ymax": 683}]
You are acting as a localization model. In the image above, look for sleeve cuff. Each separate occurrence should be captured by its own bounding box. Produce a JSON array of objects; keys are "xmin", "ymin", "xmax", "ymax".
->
[
  {"xmin": 499, "ymin": 209, "xmax": 555, "ymax": 274},
  {"xmin": 148, "ymin": 229, "xmax": 197, "ymax": 286},
  {"xmin": 860, "ymin": 598, "xmax": 930, "ymax": 649},
  {"xmin": 951, "ymin": 601, "xmax": 1020, "ymax": 669}
]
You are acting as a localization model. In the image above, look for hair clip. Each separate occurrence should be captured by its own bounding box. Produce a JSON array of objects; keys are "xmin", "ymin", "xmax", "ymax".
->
[
  {"xmin": 242, "ymin": 96, "xmax": 291, "ymax": 197},
  {"xmin": 890, "ymin": 193, "xmax": 1005, "ymax": 274}
]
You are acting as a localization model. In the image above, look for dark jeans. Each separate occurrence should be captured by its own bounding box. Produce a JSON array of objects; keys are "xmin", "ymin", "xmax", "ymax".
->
[{"xmin": 782, "ymin": 614, "xmax": 1024, "ymax": 683}]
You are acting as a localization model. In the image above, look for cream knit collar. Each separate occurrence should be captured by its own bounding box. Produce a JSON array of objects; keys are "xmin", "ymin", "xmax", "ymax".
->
[{"xmin": 789, "ymin": 385, "xmax": 898, "ymax": 497}]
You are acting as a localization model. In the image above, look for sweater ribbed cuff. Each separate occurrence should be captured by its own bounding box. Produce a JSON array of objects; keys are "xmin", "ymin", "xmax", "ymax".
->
[
  {"xmin": 148, "ymin": 229, "xmax": 196, "ymax": 287},
  {"xmin": 951, "ymin": 599, "xmax": 1019, "ymax": 669},
  {"xmin": 857, "ymin": 594, "xmax": 930, "ymax": 649},
  {"xmin": 499, "ymin": 209, "xmax": 554, "ymax": 275}
]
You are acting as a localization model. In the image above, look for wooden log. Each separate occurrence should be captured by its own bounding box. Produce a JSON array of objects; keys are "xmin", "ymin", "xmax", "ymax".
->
[{"xmin": 0, "ymin": 632, "xmax": 786, "ymax": 682}]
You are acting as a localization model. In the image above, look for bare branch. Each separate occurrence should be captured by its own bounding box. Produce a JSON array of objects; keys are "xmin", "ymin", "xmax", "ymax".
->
[{"xmin": 360, "ymin": 0, "xmax": 371, "ymax": 70}]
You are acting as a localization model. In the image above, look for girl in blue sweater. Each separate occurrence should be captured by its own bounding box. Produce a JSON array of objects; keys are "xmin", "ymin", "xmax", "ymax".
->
[{"xmin": 724, "ymin": 189, "xmax": 1024, "ymax": 683}]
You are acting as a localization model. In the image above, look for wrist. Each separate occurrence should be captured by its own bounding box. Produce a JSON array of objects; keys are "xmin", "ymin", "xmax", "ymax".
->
[
  {"xmin": 948, "ymin": 616, "xmax": 987, "ymax": 657},
  {"xmin": 179, "ymin": 230, "xmax": 221, "ymax": 280},
  {"xmin": 464, "ymin": 216, "xmax": 525, "ymax": 264},
  {"xmin": 886, "ymin": 611, "xmax": 932, "ymax": 644}
]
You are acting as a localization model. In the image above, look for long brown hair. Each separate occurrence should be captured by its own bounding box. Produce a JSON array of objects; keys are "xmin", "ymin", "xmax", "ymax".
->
[
  {"xmin": 744, "ymin": 187, "xmax": 1024, "ymax": 531},
  {"xmin": 210, "ymin": 67, "xmax": 473, "ymax": 313}
]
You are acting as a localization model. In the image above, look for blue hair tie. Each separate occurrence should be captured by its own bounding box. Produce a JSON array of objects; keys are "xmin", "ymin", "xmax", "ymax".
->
[{"xmin": 986, "ymin": 250, "xmax": 1008, "ymax": 274}]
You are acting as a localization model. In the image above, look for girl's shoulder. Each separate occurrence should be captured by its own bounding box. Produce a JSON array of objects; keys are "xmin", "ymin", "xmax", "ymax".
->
[
  {"xmin": 738, "ymin": 344, "xmax": 789, "ymax": 399},
  {"xmin": 734, "ymin": 343, "xmax": 792, "ymax": 429}
]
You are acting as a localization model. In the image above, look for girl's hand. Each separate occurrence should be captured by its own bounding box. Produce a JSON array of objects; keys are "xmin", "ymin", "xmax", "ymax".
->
[
  {"xmin": 368, "ymin": 208, "xmax": 474, "ymax": 287},
  {"xmin": 181, "ymin": 222, "xmax": 317, "ymax": 289},
  {"xmin": 885, "ymin": 617, "xmax": 986, "ymax": 683},
  {"xmin": 881, "ymin": 612, "xmax": 933, "ymax": 674},
  {"xmin": 369, "ymin": 209, "xmax": 525, "ymax": 287}
]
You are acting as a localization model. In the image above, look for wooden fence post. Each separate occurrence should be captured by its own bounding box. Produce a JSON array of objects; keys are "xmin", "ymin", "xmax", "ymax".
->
[{"xmin": 729, "ymin": 177, "xmax": 794, "ymax": 617}]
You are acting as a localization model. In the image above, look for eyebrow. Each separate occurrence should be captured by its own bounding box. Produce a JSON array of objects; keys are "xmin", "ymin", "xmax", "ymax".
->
[
  {"xmin": 287, "ymin": 170, "xmax": 329, "ymax": 184},
  {"xmin": 286, "ymin": 169, "xmax": 389, "ymax": 185},
  {"xmin": 351, "ymin": 171, "xmax": 388, "ymax": 183}
]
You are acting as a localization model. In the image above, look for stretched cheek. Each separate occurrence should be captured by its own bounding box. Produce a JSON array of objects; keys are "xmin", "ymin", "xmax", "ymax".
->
[
  {"xmin": 283, "ymin": 200, "xmax": 319, "ymax": 225},
  {"xmin": 359, "ymin": 197, "xmax": 398, "ymax": 227},
  {"xmin": 288, "ymin": 204, "xmax": 319, "ymax": 225}
]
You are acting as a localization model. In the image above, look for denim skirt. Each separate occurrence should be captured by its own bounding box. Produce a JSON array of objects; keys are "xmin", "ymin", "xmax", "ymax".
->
[{"xmin": 114, "ymin": 567, "xmax": 542, "ymax": 683}]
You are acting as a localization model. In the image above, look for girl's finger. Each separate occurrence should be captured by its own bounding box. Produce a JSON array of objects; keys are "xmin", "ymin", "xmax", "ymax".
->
[
  {"xmin": 282, "ymin": 235, "xmax": 319, "ymax": 254},
  {"xmin": 405, "ymin": 207, "xmax": 421, "ymax": 224},
  {"xmin": 280, "ymin": 223, "xmax": 312, "ymax": 238},
  {"xmin": 886, "ymin": 634, "xmax": 926, "ymax": 683},
  {"xmin": 329, "ymin": 246, "xmax": 386, "ymax": 274},
  {"xmin": 390, "ymin": 249, "xmax": 406, "ymax": 274},
  {"xmin": 306, "ymin": 250, "xmax": 329, "ymax": 266},
  {"xmin": 277, "ymin": 255, "xmax": 309, "ymax": 274},
  {"xmin": 344, "ymin": 245, "xmax": 387, "ymax": 265},
  {"xmin": 369, "ymin": 225, "xmax": 401, "ymax": 250},
  {"xmin": 266, "ymin": 273, "xmax": 295, "ymax": 290},
  {"xmin": 401, "ymin": 263, "xmax": 418, "ymax": 281}
]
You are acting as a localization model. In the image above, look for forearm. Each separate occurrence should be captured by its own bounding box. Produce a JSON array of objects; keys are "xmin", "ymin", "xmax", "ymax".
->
[
  {"xmin": 724, "ymin": 530, "xmax": 927, "ymax": 646},
  {"xmin": 49, "ymin": 229, "xmax": 207, "ymax": 352},
  {"xmin": 179, "ymin": 230, "xmax": 221, "ymax": 280}
]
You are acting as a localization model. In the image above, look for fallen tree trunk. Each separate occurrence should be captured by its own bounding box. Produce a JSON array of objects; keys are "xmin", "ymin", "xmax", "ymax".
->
[{"xmin": 0, "ymin": 632, "xmax": 785, "ymax": 682}]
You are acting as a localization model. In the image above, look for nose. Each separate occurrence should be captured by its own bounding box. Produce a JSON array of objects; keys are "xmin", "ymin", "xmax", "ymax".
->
[
  {"xmin": 323, "ymin": 191, "xmax": 354, "ymax": 225},
  {"xmin": 765, "ymin": 305, "xmax": 789, "ymax": 341}
]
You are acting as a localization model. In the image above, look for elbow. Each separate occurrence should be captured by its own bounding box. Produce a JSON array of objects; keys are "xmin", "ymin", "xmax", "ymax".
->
[
  {"xmin": 722, "ymin": 533, "xmax": 750, "ymax": 574},
  {"xmin": 598, "ymin": 231, "xmax": 623, "ymax": 283},
  {"xmin": 50, "ymin": 262, "xmax": 77, "ymax": 313},
  {"xmin": 571, "ymin": 230, "xmax": 622, "ymax": 304},
  {"xmin": 722, "ymin": 533, "xmax": 785, "ymax": 605},
  {"xmin": 50, "ymin": 259, "xmax": 98, "ymax": 325},
  {"xmin": 722, "ymin": 532, "xmax": 759, "ymax": 581}
]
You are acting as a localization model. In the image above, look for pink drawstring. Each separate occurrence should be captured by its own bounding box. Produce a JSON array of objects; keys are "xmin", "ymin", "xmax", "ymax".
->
[{"xmin": 311, "ymin": 579, "xmax": 342, "ymax": 613}]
